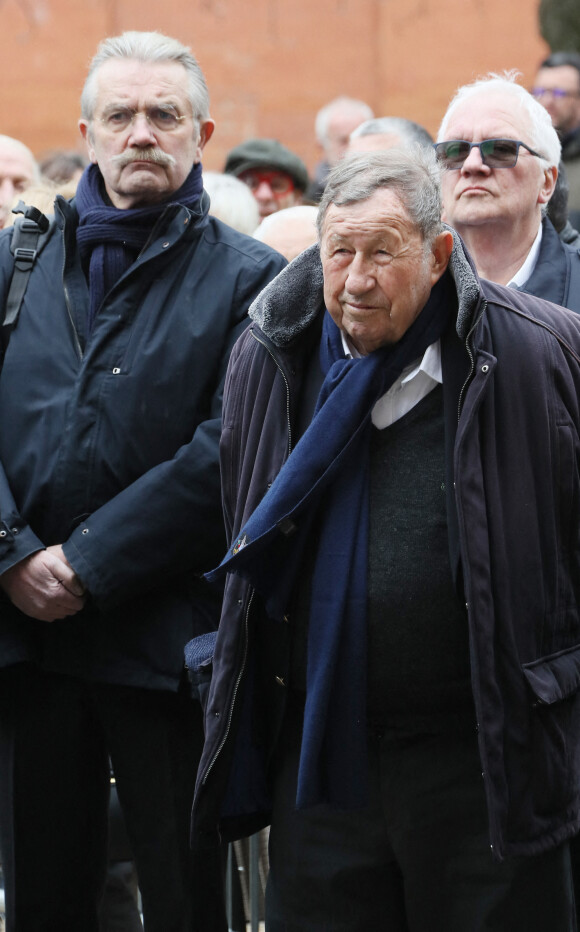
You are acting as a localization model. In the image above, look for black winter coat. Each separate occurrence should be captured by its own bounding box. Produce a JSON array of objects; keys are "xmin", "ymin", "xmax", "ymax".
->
[
  {"xmin": 191, "ymin": 235, "xmax": 580, "ymax": 867},
  {"xmin": 0, "ymin": 189, "xmax": 286, "ymax": 689}
]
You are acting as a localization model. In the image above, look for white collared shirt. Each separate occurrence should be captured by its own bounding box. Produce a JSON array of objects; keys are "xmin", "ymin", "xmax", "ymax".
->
[
  {"xmin": 340, "ymin": 332, "xmax": 442, "ymax": 429},
  {"xmin": 507, "ymin": 223, "xmax": 543, "ymax": 289}
]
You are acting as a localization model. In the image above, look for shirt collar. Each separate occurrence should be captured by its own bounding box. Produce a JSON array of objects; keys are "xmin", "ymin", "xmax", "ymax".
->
[
  {"xmin": 507, "ymin": 223, "xmax": 543, "ymax": 289},
  {"xmin": 340, "ymin": 330, "xmax": 442, "ymax": 383}
]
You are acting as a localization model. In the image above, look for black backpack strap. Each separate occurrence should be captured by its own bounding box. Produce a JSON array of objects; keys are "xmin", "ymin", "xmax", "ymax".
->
[{"xmin": 4, "ymin": 202, "xmax": 51, "ymax": 332}]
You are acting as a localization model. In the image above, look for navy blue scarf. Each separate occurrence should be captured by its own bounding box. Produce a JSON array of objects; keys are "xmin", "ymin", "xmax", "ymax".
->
[
  {"xmin": 75, "ymin": 162, "xmax": 203, "ymax": 330},
  {"xmin": 207, "ymin": 276, "xmax": 452, "ymax": 809}
]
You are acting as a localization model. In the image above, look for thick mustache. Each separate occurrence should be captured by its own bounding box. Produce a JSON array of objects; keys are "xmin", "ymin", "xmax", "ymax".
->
[{"xmin": 111, "ymin": 148, "xmax": 176, "ymax": 169}]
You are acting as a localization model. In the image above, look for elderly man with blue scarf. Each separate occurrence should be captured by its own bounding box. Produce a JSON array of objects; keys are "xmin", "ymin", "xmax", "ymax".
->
[
  {"xmin": 191, "ymin": 147, "xmax": 580, "ymax": 931},
  {"xmin": 0, "ymin": 29, "xmax": 285, "ymax": 932}
]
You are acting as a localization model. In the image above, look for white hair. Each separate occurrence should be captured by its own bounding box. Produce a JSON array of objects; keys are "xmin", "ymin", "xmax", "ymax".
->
[
  {"xmin": 315, "ymin": 96, "xmax": 374, "ymax": 146},
  {"xmin": 203, "ymin": 172, "xmax": 259, "ymax": 235},
  {"xmin": 437, "ymin": 71, "xmax": 561, "ymax": 169}
]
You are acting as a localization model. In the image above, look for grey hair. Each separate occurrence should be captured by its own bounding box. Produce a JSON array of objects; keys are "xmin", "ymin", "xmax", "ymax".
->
[
  {"xmin": 350, "ymin": 117, "xmax": 434, "ymax": 150},
  {"xmin": 437, "ymin": 71, "xmax": 561, "ymax": 169},
  {"xmin": 315, "ymin": 96, "xmax": 374, "ymax": 146},
  {"xmin": 317, "ymin": 147, "xmax": 444, "ymax": 244},
  {"xmin": 81, "ymin": 31, "xmax": 210, "ymax": 123}
]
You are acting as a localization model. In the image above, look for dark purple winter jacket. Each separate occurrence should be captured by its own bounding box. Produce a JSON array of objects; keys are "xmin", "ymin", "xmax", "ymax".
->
[{"xmin": 191, "ymin": 233, "xmax": 580, "ymax": 868}]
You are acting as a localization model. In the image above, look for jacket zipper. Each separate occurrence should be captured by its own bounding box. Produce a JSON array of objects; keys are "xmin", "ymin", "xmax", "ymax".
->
[
  {"xmin": 457, "ymin": 300, "xmax": 486, "ymax": 421},
  {"xmin": 59, "ymin": 204, "xmax": 187, "ymax": 363},
  {"xmin": 250, "ymin": 330, "xmax": 294, "ymax": 455},
  {"xmin": 202, "ymin": 589, "xmax": 255, "ymax": 785},
  {"xmin": 58, "ymin": 214, "xmax": 84, "ymax": 362},
  {"xmin": 454, "ymin": 296, "xmax": 503, "ymax": 856}
]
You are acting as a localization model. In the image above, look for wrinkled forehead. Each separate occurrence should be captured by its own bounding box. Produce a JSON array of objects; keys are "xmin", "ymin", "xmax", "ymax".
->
[
  {"xmin": 321, "ymin": 189, "xmax": 419, "ymax": 243},
  {"xmin": 441, "ymin": 90, "xmax": 533, "ymax": 143},
  {"xmin": 92, "ymin": 58, "xmax": 191, "ymax": 110}
]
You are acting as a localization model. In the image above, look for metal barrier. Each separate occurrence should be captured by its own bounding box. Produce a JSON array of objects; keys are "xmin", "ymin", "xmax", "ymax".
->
[{"xmin": 226, "ymin": 832, "xmax": 268, "ymax": 932}]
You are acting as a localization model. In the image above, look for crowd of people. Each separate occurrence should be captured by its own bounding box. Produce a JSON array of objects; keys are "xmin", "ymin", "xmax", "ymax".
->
[{"xmin": 1, "ymin": 26, "xmax": 580, "ymax": 932}]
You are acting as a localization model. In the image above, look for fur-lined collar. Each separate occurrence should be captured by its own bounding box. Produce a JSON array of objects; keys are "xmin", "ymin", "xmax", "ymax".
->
[{"xmin": 249, "ymin": 226, "xmax": 482, "ymax": 347}]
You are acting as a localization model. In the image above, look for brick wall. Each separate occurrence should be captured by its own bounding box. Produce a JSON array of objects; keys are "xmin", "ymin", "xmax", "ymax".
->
[{"xmin": 0, "ymin": 0, "xmax": 549, "ymax": 178}]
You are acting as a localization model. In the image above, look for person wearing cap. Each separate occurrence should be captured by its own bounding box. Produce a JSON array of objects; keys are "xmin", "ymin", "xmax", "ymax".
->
[{"xmin": 224, "ymin": 138, "xmax": 309, "ymax": 220}]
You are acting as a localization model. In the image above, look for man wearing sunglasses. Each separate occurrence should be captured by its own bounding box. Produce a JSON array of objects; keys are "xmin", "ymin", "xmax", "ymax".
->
[
  {"xmin": 437, "ymin": 72, "xmax": 580, "ymax": 315},
  {"xmin": 533, "ymin": 52, "xmax": 580, "ymax": 226}
]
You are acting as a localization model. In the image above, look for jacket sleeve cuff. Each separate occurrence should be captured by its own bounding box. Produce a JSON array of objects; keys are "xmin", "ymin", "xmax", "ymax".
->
[
  {"xmin": 0, "ymin": 519, "xmax": 45, "ymax": 576},
  {"xmin": 62, "ymin": 527, "xmax": 104, "ymax": 601}
]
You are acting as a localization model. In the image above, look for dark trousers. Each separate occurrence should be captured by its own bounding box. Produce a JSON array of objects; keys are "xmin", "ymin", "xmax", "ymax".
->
[
  {"xmin": 266, "ymin": 700, "xmax": 576, "ymax": 931},
  {"xmin": 0, "ymin": 663, "xmax": 206, "ymax": 932}
]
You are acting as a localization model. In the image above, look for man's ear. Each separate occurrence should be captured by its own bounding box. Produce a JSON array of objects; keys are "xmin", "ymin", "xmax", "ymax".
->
[
  {"xmin": 78, "ymin": 120, "xmax": 97, "ymax": 164},
  {"xmin": 538, "ymin": 164, "xmax": 558, "ymax": 206},
  {"xmin": 429, "ymin": 230, "xmax": 454, "ymax": 285},
  {"xmin": 194, "ymin": 119, "xmax": 215, "ymax": 163}
]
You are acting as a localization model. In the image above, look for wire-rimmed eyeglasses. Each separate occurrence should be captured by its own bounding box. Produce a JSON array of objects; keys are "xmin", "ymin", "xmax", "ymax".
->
[{"xmin": 99, "ymin": 105, "xmax": 188, "ymax": 133}]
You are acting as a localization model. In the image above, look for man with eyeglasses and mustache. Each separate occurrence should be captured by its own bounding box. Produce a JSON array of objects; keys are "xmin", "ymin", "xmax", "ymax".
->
[
  {"xmin": 533, "ymin": 52, "xmax": 580, "ymax": 227},
  {"xmin": 0, "ymin": 29, "xmax": 285, "ymax": 932},
  {"xmin": 437, "ymin": 72, "xmax": 580, "ymax": 314}
]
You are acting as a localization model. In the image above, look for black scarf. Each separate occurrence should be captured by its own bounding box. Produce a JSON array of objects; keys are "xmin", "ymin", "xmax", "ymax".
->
[{"xmin": 75, "ymin": 162, "xmax": 203, "ymax": 330}]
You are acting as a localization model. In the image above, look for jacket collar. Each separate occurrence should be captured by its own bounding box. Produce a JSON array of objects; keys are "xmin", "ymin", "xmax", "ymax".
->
[
  {"xmin": 54, "ymin": 187, "xmax": 211, "ymax": 237},
  {"xmin": 249, "ymin": 225, "xmax": 482, "ymax": 348},
  {"xmin": 519, "ymin": 216, "xmax": 572, "ymax": 307}
]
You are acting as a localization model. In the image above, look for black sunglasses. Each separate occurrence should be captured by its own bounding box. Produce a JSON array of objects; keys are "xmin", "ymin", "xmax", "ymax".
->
[{"xmin": 433, "ymin": 138, "xmax": 544, "ymax": 170}]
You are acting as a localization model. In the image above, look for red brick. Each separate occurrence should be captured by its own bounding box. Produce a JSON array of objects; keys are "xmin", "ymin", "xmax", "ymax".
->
[{"xmin": 0, "ymin": 0, "xmax": 548, "ymax": 178}]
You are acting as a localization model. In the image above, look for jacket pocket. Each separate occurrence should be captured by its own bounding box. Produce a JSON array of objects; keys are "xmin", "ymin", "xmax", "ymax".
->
[
  {"xmin": 522, "ymin": 644, "xmax": 580, "ymax": 816},
  {"xmin": 522, "ymin": 643, "xmax": 580, "ymax": 705},
  {"xmin": 185, "ymin": 630, "xmax": 217, "ymax": 712}
]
